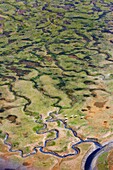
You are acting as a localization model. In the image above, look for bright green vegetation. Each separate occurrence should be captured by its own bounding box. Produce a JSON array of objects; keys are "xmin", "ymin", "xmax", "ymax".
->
[
  {"xmin": 47, "ymin": 131, "xmax": 55, "ymax": 138},
  {"xmin": 46, "ymin": 141, "xmax": 56, "ymax": 146},
  {"xmin": 97, "ymin": 152, "xmax": 109, "ymax": 170},
  {"xmin": 0, "ymin": 130, "xmax": 5, "ymax": 139},
  {"xmin": 33, "ymin": 124, "xmax": 44, "ymax": 132}
]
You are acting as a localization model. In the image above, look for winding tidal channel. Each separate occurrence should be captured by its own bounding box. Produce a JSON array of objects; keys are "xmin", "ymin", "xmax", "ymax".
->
[{"xmin": 3, "ymin": 111, "xmax": 113, "ymax": 170}]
